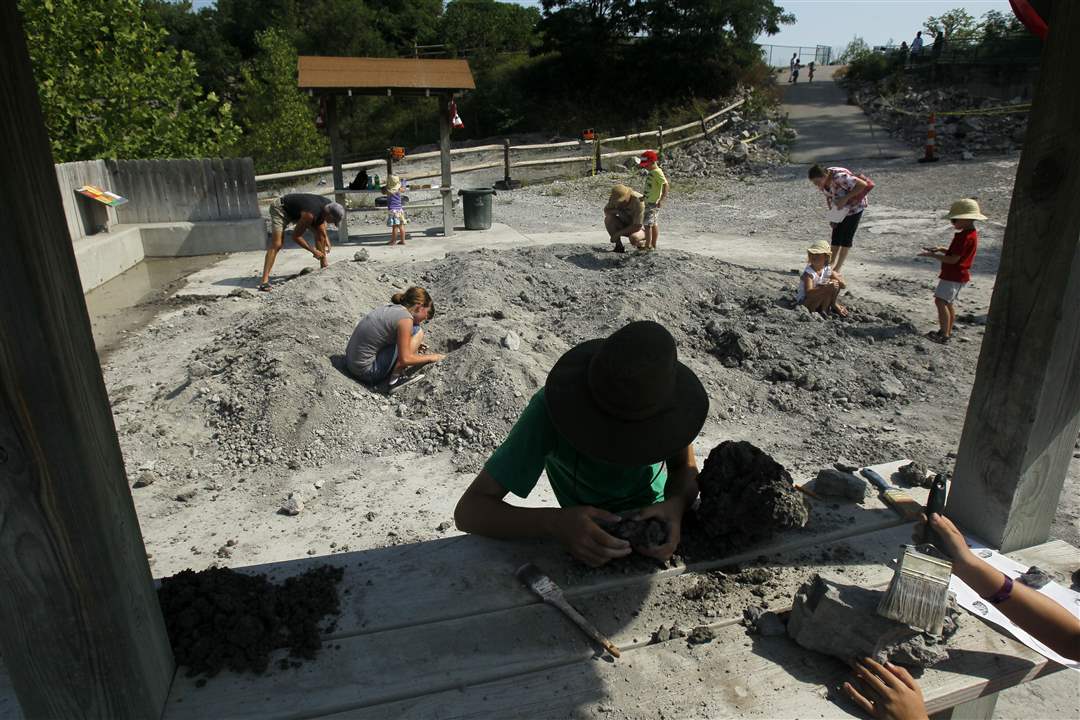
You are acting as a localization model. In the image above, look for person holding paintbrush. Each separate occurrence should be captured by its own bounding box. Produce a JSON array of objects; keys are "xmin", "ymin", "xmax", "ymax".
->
[{"xmin": 844, "ymin": 513, "xmax": 1080, "ymax": 720}]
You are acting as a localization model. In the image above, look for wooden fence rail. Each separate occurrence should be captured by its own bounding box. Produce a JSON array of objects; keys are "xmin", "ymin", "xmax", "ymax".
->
[{"xmin": 253, "ymin": 97, "xmax": 750, "ymax": 189}]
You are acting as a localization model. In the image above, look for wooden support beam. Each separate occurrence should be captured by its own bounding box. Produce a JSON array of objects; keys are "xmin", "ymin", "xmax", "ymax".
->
[
  {"xmin": 439, "ymin": 93, "xmax": 454, "ymax": 237},
  {"xmin": 0, "ymin": 6, "xmax": 174, "ymax": 718},
  {"xmin": 326, "ymin": 95, "xmax": 348, "ymax": 241},
  {"xmin": 948, "ymin": 3, "xmax": 1080, "ymax": 552}
]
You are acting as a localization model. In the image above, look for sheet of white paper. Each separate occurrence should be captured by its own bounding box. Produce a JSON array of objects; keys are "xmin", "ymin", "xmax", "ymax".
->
[{"xmin": 949, "ymin": 539, "xmax": 1080, "ymax": 671}]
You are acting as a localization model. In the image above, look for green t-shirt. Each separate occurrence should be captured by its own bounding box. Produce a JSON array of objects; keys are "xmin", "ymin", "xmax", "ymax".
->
[
  {"xmin": 644, "ymin": 166, "xmax": 667, "ymax": 204},
  {"xmin": 484, "ymin": 389, "xmax": 667, "ymax": 513}
]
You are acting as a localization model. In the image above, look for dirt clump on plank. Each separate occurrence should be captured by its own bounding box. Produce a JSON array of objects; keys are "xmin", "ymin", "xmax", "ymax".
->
[
  {"xmin": 601, "ymin": 516, "xmax": 670, "ymax": 549},
  {"xmin": 158, "ymin": 564, "xmax": 344, "ymax": 680},
  {"xmin": 686, "ymin": 441, "xmax": 809, "ymax": 558}
]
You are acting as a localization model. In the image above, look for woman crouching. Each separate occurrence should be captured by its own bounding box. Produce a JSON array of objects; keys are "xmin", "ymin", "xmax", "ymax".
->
[{"xmin": 346, "ymin": 286, "xmax": 445, "ymax": 392}]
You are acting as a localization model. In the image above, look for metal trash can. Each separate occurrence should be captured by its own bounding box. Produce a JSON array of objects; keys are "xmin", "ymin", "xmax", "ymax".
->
[{"xmin": 458, "ymin": 187, "xmax": 497, "ymax": 230}]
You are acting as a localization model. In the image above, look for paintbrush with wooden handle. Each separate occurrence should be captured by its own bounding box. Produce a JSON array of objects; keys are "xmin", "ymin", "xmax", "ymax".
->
[{"xmin": 515, "ymin": 563, "xmax": 621, "ymax": 658}]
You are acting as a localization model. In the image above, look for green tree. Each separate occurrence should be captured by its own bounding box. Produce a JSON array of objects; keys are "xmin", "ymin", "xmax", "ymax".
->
[
  {"xmin": 18, "ymin": 0, "xmax": 239, "ymax": 161},
  {"xmin": 234, "ymin": 28, "xmax": 328, "ymax": 173},
  {"xmin": 978, "ymin": 10, "xmax": 1024, "ymax": 42},
  {"xmin": 838, "ymin": 36, "xmax": 872, "ymax": 64},
  {"xmin": 441, "ymin": 0, "xmax": 540, "ymax": 57},
  {"xmin": 924, "ymin": 9, "xmax": 976, "ymax": 39}
]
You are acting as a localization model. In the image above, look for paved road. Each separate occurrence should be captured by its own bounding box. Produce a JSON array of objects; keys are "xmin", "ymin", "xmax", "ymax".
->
[{"xmin": 779, "ymin": 65, "xmax": 910, "ymax": 164}]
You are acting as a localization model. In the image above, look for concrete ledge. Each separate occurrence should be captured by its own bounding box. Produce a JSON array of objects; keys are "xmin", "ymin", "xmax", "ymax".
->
[
  {"xmin": 73, "ymin": 226, "xmax": 144, "ymax": 293},
  {"xmin": 138, "ymin": 219, "xmax": 267, "ymax": 257}
]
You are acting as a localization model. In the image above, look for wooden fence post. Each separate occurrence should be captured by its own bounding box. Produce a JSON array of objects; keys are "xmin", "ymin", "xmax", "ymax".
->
[
  {"xmin": 593, "ymin": 137, "xmax": 603, "ymax": 174},
  {"xmin": 326, "ymin": 94, "xmax": 348, "ymax": 240},
  {"xmin": 386, "ymin": 148, "xmax": 394, "ymax": 179},
  {"xmin": 658, "ymin": 124, "xmax": 664, "ymax": 154},
  {"xmin": 439, "ymin": 93, "xmax": 454, "ymax": 236},
  {"xmin": 0, "ymin": 5, "xmax": 175, "ymax": 717},
  {"xmin": 947, "ymin": 2, "xmax": 1080, "ymax": 552},
  {"xmin": 700, "ymin": 113, "xmax": 709, "ymax": 138},
  {"xmin": 503, "ymin": 138, "xmax": 512, "ymax": 187}
]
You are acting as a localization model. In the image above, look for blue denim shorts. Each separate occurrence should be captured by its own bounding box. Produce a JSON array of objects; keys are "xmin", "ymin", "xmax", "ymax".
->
[{"xmin": 359, "ymin": 325, "xmax": 420, "ymax": 385}]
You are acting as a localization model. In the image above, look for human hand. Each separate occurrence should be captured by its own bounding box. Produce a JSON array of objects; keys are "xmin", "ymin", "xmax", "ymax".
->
[
  {"xmin": 843, "ymin": 658, "xmax": 929, "ymax": 720},
  {"xmin": 551, "ymin": 506, "xmax": 632, "ymax": 567},
  {"xmin": 311, "ymin": 249, "xmax": 325, "ymax": 259},
  {"xmin": 917, "ymin": 250, "xmax": 934, "ymax": 258},
  {"xmin": 914, "ymin": 513, "xmax": 970, "ymax": 564},
  {"xmin": 631, "ymin": 499, "xmax": 683, "ymax": 561},
  {"xmin": 429, "ymin": 353, "xmax": 447, "ymax": 363}
]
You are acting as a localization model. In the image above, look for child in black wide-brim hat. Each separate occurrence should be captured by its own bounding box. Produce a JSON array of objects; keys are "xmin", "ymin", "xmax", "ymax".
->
[{"xmin": 454, "ymin": 321, "xmax": 709, "ymax": 568}]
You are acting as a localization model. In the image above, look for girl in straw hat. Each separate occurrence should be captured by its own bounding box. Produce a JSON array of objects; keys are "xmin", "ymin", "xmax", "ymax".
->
[
  {"xmin": 382, "ymin": 175, "xmax": 408, "ymax": 246},
  {"xmin": 918, "ymin": 198, "xmax": 985, "ymax": 343},
  {"xmin": 798, "ymin": 239, "xmax": 848, "ymax": 317}
]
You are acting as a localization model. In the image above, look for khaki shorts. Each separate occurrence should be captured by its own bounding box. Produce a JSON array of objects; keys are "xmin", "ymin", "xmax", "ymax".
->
[
  {"xmin": 269, "ymin": 198, "xmax": 288, "ymax": 234},
  {"xmin": 644, "ymin": 203, "xmax": 660, "ymax": 227},
  {"xmin": 934, "ymin": 279, "xmax": 965, "ymax": 304}
]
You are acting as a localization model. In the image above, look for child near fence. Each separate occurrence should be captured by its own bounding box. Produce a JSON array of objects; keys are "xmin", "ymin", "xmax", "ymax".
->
[{"xmin": 383, "ymin": 175, "xmax": 407, "ymax": 246}]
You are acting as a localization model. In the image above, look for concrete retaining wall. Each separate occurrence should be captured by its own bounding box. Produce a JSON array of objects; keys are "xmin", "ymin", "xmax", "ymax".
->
[{"xmin": 54, "ymin": 157, "xmax": 268, "ymax": 292}]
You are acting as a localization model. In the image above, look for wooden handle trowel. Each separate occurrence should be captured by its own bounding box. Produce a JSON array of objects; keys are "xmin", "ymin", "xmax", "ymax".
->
[{"xmin": 515, "ymin": 563, "xmax": 621, "ymax": 658}]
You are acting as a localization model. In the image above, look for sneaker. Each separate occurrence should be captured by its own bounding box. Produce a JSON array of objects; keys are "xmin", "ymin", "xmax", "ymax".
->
[
  {"xmin": 387, "ymin": 372, "xmax": 425, "ymax": 394},
  {"xmin": 257, "ymin": 282, "xmax": 272, "ymax": 292}
]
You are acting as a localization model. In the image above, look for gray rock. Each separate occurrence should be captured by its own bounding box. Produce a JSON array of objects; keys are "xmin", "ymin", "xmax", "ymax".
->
[
  {"xmin": 743, "ymin": 606, "xmax": 787, "ymax": 636},
  {"xmin": 787, "ymin": 575, "xmax": 951, "ymax": 667},
  {"xmin": 132, "ymin": 471, "xmax": 157, "ymax": 488},
  {"xmin": 501, "ymin": 331, "xmax": 522, "ymax": 351},
  {"xmin": 188, "ymin": 360, "xmax": 212, "ymax": 379},
  {"xmin": 175, "ymin": 488, "xmax": 198, "ymax": 502},
  {"xmin": 353, "ymin": 249, "xmax": 370, "ymax": 262},
  {"xmin": 228, "ymin": 288, "xmax": 253, "ymax": 298},
  {"xmin": 871, "ymin": 374, "xmax": 905, "ymax": 399},
  {"xmin": 279, "ymin": 493, "xmax": 304, "ymax": 516},
  {"xmin": 812, "ymin": 468, "xmax": 868, "ymax": 501}
]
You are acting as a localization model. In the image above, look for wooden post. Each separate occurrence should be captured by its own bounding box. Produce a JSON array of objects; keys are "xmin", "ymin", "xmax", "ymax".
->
[
  {"xmin": 326, "ymin": 94, "xmax": 348, "ymax": 241},
  {"xmin": 503, "ymin": 138, "xmax": 512, "ymax": 187},
  {"xmin": 700, "ymin": 113, "xmax": 709, "ymax": 138},
  {"xmin": 0, "ymin": 5, "xmax": 175, "ymax": 717},
  {"xmin": 947, "ymin": 3, "xmax": 1080, "ymax": 553},
  {"xmin": 658, "ymin": 124, "xmax": 664, "ymax": 154},
  {"xmin": 593, "ymin": 137, "xmax": 603, "ymax": 174},
  {"xmin": 439, "ymin": 93, "xmax": 454, "ymax": 237},
  {"xmin": 385, "ymin": 148, "xmax": 394, "ymax": 179}
]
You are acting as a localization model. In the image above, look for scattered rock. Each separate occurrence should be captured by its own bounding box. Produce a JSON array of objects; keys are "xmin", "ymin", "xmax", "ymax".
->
[
  {"xmin": 743, "ymin": 606, "xmax": 787, "ymax": 637},
  {"xmin": 896, "ymin": 461, "xmax": 931, "ymax": 488},
  {"xmin": 279, "ymin": 493, "xmax": 304, "ymax": 516},
  {"xmin": 133, "ymin": 471, "xmax": 157, "ymax": 488},
  {"xmin": 500, "ymin": 331, "xmax": 521, "ymax": 351},
  {"xmin": 787, "ymin": 574, "xmax": 956, "ymax": 667},
  {"xmin": 650, "ymin": 624, "xmax": 687, "ymax": 644},
  {"xmin": 600, "ymin": 516, "xmax": 669, "ymax": 549},
  {"xmin": 812, "ymin": 468, "xmax": 868, "ymax": 502},
  {"xmin": 1018, "ymin": 566, "xmax": 1053, "ymax": 590},
  {"xmin": 687, "ymin": 625, "xmax": 717, "ymax": 645},
  {"xmin": 871, "ymin": 374, "xmax": 905, "ymax": 399},
  {"xmin": 436, "ymin": 520, "xmax": 453, "ymax": 532},
  {"xmin": 228, "ymin": 288, "xmax": 253, "ymax": 299},
  {"xmin": 353, "ymin": 249, "xmax": 370, "ymax": 262},
  {"xmin": 175, "ymin": 488, "xmax": 198, "ymax": 502}
]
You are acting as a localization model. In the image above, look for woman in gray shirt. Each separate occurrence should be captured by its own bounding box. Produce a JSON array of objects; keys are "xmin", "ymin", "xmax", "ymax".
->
[{"xmin": 345, "ymin": 287, "xmax": 445, "ymax": 390}]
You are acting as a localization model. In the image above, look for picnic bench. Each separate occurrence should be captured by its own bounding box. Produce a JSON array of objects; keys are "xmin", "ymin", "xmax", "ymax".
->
[{"xmin": 5, "ymin": 462, "xmax": 1070, "ymax": 720}]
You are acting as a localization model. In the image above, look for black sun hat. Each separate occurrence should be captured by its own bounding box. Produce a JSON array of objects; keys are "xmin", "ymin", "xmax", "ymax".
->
[{"xmin": 544, "ymin": 321, "xmax": 709, "ymax": 466}]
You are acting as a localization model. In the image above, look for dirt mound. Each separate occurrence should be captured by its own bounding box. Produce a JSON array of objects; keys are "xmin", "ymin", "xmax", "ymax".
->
[
  {"xmin": 109, "ymin": 244, "xmax": 969, "ymax": 513},
  {"xmin": 158, "ymin": 565, "xmax": 343, "ymax": 679},
  {"xmin": 691, "ymin": 441, "xmax": 809, "ymax": 554}
]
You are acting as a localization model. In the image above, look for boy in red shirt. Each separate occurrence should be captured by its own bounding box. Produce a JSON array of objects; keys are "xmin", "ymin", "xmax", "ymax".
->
[{"xmin": 918, "ymin": 199, "xmax": 986, "ymax": 343}]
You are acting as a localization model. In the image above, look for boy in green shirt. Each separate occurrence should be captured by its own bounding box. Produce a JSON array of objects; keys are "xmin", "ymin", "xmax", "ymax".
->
[
  {"xmin": 639, "ymin": 150, "xmax": 668, "ymax": 251},
  {"xmin": 454, "ymin": 321, "xmax": 709, "ymax": 567}
]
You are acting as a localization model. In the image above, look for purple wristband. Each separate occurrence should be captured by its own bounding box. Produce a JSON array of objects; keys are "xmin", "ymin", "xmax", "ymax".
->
[{"xmin": 986, "ymin": 574, "xmax": 1013, "ymax": 605}]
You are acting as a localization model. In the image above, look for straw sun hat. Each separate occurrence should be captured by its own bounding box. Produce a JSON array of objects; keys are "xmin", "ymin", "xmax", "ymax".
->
[
  {"xmin": 947, "ymin": 198, "xmax": 987, "ymax": 221},
  {"xmin": 807, "ymin": 239, "xmax": 832, "ymax": 256}
]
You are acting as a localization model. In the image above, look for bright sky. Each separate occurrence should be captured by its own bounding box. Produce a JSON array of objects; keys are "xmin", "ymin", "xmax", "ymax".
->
[
  {"xmin": 190, "ymin": 0, "xmax": 1015, "ymax": 53},
  {"xmin": 761, "ymin": 1, "xmax": 1014, "ymax": 50}
]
